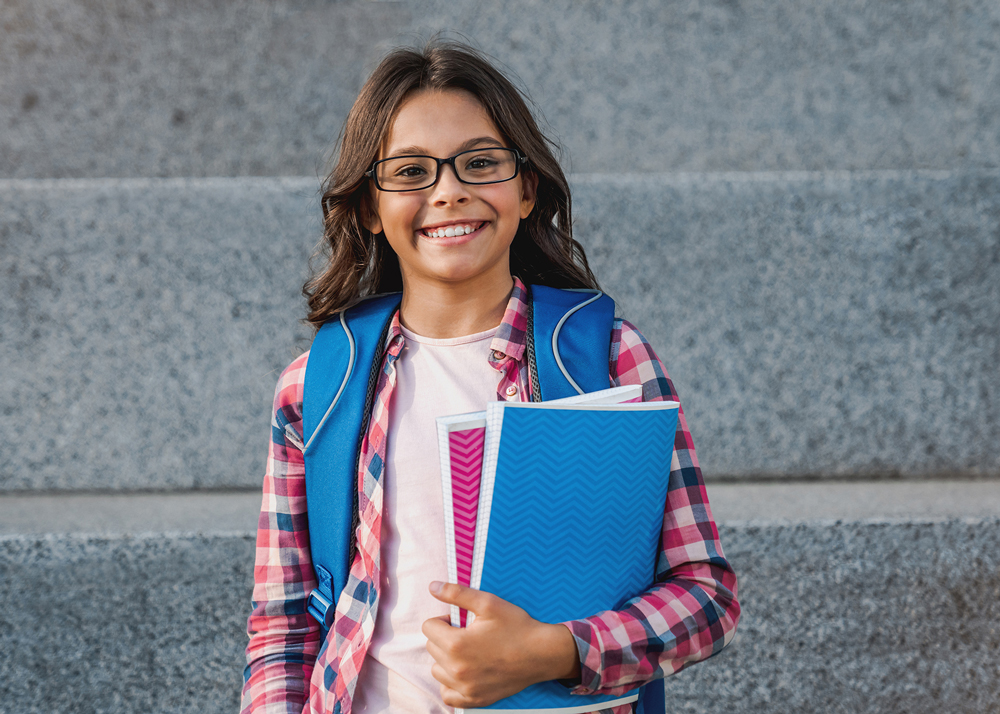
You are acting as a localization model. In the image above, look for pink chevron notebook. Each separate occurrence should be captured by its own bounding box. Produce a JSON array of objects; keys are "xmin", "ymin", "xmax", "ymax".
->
[
  {"xmin": 436, "ymin": 384, "xmax": 643, "ymax": 628},
  {"xmin": 436, "ymin": 413, "xmax": 487, "ymax": 626}
]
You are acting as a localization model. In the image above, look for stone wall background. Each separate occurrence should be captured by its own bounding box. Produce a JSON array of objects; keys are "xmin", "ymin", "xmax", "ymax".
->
[
  {"xmin": 2, "ymin": 2, "xmax": 999, "ymax": 712},
  {"xmin": 2, "ymin": 0, "xmax": 999, "ymax": 179}
]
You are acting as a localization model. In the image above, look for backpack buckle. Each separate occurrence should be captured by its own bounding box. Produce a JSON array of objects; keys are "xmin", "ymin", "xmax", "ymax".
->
[
  {"xmin": 307, "ymin": 586, "xmax": 335, "ymax": 629},
  {"xmin": 307, "ymin": 564, "xmax": 336, "ymax": 628}
]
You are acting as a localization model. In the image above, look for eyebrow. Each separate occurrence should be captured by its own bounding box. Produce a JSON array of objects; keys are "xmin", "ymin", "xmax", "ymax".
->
[{"xmin": 385, "ymin": 136, "xmax": 506, "ymax": 158}]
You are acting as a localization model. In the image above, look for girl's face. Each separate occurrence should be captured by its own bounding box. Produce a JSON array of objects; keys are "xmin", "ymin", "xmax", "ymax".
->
[{"xmin": 368, "ymin": 88, "xmax": 536, "ymax": 291}]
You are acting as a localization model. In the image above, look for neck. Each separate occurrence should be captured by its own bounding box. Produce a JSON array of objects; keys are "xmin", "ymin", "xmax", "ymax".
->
[{"xmin": 397, "ymin": 271, "xmax": 514, "ymax": 339}]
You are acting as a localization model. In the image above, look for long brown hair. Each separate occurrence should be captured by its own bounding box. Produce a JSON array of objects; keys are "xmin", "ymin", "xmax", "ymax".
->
[{"xmin": 304, "ymin": 40, "xmax": 600, "ymax": 328}]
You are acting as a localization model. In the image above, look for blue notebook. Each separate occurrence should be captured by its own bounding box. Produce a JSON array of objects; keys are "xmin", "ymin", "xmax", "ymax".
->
[{"xmin": 464, "ymin": 397, "xmax": 680, "ymax": 714}]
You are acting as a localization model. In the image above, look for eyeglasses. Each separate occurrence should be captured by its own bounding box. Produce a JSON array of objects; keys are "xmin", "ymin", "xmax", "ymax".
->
[{"xmin": 366, "ymin": 147, "xmax": 527, "ymax": 192}]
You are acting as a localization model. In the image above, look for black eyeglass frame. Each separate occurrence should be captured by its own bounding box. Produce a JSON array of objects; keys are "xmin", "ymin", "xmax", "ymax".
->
[{"xmin": 365, "ymin": 147, "xmax": 528, "ymax": 192}]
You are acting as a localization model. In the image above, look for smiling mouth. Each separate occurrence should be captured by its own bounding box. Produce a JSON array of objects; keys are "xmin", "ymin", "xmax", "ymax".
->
[{"xmin": 419, "ymin": 221, "xmax": 486, "ymax": 239}]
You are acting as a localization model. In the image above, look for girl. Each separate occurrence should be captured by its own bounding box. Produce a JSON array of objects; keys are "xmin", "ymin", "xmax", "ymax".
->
[{"xmin": 242, "ymin": 41, "xmax": 739, "ymax": 714}]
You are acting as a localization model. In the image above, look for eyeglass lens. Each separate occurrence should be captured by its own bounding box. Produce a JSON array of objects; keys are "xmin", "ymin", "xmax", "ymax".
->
[{"xmin": 375, "ymin": 148, "xmax": 518, "ymax": 190}]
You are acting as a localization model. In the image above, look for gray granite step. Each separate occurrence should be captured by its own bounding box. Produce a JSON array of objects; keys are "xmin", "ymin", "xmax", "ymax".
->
[
  {"xmin": 3, "ymin": 0, "xmax": 999, "ymax": 179},
  {"xmin": 3, "ymin": 480, "xmax": 999, "ymax": 536},
  {"xmin": 1, "ymin": 482, "xmax": 997, "ymax": 714},
  {"xmin": 2, "ymin": 172, "xmax": 997, "ymax": 490}
]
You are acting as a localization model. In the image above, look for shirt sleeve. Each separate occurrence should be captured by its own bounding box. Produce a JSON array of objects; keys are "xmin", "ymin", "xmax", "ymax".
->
[
  {"xmin": 241, "ymin": 352, "xmax": 322, "ymax": 714},
  {"xmin": 560, "ymin": 320, "xmax": 740, "ymax": 696}
]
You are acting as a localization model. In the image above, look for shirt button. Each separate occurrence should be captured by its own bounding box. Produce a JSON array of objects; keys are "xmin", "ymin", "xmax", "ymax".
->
[
  {"xmin": 492, "ymin": 350, "xmax": 505, "ymax": 360},
  {"xmin": 505, "ymin": 385, "xmax": 518, "ymax": 398}
]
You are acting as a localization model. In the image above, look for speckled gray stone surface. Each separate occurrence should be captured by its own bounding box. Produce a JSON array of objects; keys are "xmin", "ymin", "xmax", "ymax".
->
[
  {"xmin": 5, "ymin": 479, "xmax": 1000, "ymax": 535},
  {"xmin": 0, "ymin": 178, "xmax": 319, "ymax": 490},
  {"xmin": 0, "ymin": 533, "xmax": 254, "ymax": 714},
  {"xmin": 577, "ymin": 170, "xmax": 1000, "ymax": 480},
  {"xmin": 1, "ymin": 520, "xmax": 998, "ymax": 714},
  {"xmin": 3, "ymin": 0, "xmax": 1000, "ymax": 178},
  {"xmin": 665, "ymin": 519, "xmax": 1000, "ymax": 714},
  {"xmin": 2, "ymin": 172, "xmax": 998, "ymax": 489}
]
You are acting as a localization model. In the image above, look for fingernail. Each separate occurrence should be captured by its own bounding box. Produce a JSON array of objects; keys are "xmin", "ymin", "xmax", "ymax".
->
[{"xmin": 429, "ymin": 581, "xmax": 443, "ymax": 595}]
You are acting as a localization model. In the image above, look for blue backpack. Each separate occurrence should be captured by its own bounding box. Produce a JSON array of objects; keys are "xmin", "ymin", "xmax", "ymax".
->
[{"xmin": 300, "ymin": 284, "xmax": 665, "ymax": 714}]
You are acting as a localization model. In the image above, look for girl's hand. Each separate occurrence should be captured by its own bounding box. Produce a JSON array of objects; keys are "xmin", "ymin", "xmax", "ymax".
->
[{"xmin": 422, "ymin": 581, "xmax": 582, "ymax": 709}]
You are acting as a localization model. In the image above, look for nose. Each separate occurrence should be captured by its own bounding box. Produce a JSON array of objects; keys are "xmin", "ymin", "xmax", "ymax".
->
[{"xmin": 429, "ymin": 162, "xmax": 471, "ymax": 207}]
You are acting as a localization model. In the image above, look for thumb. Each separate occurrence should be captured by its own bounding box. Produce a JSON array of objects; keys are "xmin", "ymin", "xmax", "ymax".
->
[{"xmin": 429, "ymin": 581, "xmax": 497, "ymax": 616}]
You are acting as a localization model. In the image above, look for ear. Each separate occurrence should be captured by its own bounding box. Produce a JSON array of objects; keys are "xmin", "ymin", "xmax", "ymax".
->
[
  {"xmin": 519, "ymin": 170, "xmax": 538, "ymax": 220},
  {"xmin": 362, "ymin": 191, "xmax": 384, "ymax": 235}
]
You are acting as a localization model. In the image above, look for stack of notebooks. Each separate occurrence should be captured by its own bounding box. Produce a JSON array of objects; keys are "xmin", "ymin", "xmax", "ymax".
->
[{"xmin": 435, "ymin": 385, "xmax": 681, "ymax": 714}]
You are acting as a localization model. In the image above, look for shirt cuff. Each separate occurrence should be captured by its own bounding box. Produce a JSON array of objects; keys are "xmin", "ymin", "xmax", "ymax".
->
[{"xmin": 560, "ymin": 618, "xmax": 607, "ymax": 694}]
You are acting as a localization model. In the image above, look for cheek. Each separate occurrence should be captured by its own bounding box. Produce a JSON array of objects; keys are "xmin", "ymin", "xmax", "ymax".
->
[
  {"xmin": 380, "ymin": 199, "xmax": 420, "ymax": 238},
  {"xmin": 487, "ymin": 188, "xmax": 526, "ymax": 226}
]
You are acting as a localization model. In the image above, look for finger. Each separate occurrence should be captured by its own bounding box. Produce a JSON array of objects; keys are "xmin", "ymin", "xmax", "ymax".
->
[
  {"xmin": 439, "ymin": 680, "xmax": 490, "ymax": 710},
  {"xmin": 429, "ymin": 581, "xmax": 497, "ymax": 615},
  {"xmin": 425, "ymin": 638, "xmax": 450, "ymax": 667},
  {"xmin": 439, "ymin": 683, "xmax": 468, "ymax": 709},
  {"xmin": 422, "ymin": 614, "xmax": 459, "ymax": 646},
  {"xmin": 441, "ymin": 685, "xmax": 476, "ymax": 710},
  {"xmin": 431, "ymin": 662, "xmax": 462, "ymax": 690}
]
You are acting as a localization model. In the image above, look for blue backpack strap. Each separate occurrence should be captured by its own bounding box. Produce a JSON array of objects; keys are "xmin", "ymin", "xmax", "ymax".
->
[
  {"xmin": 301, "ymin": 293, "xmax": 401, "ymax": 634},
  {"xmin": 528, "ymin": 284, "xmax": 616, "ymax": 401},
  {"xmin": 635, "ymin": 680, "xmax": 666, "ymax": 713}
]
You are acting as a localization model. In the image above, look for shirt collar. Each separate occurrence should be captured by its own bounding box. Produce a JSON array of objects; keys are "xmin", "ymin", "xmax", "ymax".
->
[
  {"xmin": 383, "ymin": 276, "xmax": 530, "ymax": 362},
  {"xmin": 489, "ymin": 277, "xmax": 528, "ymax": 362}
]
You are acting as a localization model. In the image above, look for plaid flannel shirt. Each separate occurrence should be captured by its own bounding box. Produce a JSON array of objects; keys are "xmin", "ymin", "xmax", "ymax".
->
[{"xmin": 242, "ymin": 278, "xmax": 739, "ymax": 714}]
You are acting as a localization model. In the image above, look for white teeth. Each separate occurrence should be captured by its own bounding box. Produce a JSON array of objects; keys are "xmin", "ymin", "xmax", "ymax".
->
[{"xmin": 425, "ymin": 223, "xmax": 479, "ymax": 238}]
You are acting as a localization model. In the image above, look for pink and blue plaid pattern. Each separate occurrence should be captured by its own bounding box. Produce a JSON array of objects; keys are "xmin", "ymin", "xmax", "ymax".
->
[{"xmin": 242, "ymin": 279, "xmax": 739, "ymax": 714}]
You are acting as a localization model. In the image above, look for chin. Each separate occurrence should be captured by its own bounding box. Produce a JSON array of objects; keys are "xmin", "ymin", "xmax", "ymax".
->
[
  {"xmin": 433, "ymin": 268, "xmax": 489, "ymax": 284},
  {"xmin": 424, "ymin": 261, "xmax": 502, "ymax": 286}
]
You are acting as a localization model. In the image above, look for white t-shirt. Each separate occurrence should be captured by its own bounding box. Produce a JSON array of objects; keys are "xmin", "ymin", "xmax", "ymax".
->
[{"xmin": 352, "ymin": 324, "xmax": 501, "ymax": 713}]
